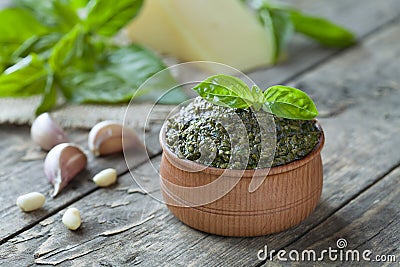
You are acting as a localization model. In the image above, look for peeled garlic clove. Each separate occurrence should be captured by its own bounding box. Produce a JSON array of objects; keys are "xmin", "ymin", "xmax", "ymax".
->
[
  {"xmin": 31, "ymin": 113, "xmax": 68, "ymax": 151},
  {"xmin": 88, "ymin": 121, "xmax": 142, "ymax": 157},
  {"xmin": 44, "ymin": 143, "xmax": 87, "ymax": 197},
  {"xmin": 62, "ymin": 207, "xmax": 81, "ymax": 230},
  {"xmin": 16, "ymin": 192, "xmax": 46, "ymax": 212},
  {"xmin": 93, "ymin": 168, "xmax": 117, "ymax": 187}
]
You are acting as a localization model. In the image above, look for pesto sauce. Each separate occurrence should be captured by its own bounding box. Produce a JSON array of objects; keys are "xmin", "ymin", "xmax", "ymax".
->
[{"xmin": 166, "ymin": 97, "xmax": 321, "ymax": 169}]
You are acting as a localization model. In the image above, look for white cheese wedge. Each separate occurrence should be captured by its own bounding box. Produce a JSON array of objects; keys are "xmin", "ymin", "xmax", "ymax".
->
[{"xmin": 126, "ymin": 0, "xmax": 275, "ymax": 73}]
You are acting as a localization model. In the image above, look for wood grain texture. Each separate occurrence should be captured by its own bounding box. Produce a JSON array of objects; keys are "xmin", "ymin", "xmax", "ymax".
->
[
  {"xmin": 0, "ymin": 124, "xmax": 152, "ymax": 244},
  {"xmin": 267, "ymin": 166, "xmax": 400, "ymax": 266},
  {"xmin": 0, "ymin": 157, "xmax": 166, "ymax": 266}
]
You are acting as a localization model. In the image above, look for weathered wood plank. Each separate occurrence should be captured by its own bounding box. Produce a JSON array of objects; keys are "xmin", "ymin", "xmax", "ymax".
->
[
  {"xmin": 265, "ymin": 167, "xmax": 400, "ymax": 266},
  {"xmin": 0, "ymin": 122, "xmax": 160, "ymax": 244},
  {"xmin": 0, "ymin": 156, "xmax": 168, "ymax": 266}
]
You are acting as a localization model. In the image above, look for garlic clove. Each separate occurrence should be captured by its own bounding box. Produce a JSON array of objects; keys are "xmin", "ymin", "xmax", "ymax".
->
[
  {"xmin": 44, "ymin": 143, "xmax": 87, "ymax": 197},
  {"xmin": 92, "ymin": 168, "xmax": 117, "ymax": 187},
  {"xmin": 88, "ymin": 121, "xmax": 143, "ymax": 157},
  {"xmin": 62, "ymin": 207, "xmax": 81, "ymax": 230},
  {"xmin": 16, "ymin": 192, "xmax": 46, "ymax": 212},
  {"xmin": 31, "ymin": 113, "xmax": 68, "ymax": 151}
]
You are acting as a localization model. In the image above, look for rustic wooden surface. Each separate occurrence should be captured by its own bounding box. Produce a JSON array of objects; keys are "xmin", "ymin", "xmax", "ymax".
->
[{"xmin": 1, "ymin": 0, "xmax": 400, "ymax": 266}]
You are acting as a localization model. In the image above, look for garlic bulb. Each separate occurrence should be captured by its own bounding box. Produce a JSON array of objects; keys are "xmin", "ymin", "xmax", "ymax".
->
[
  {"xmin": 88, "ymin": 121, "xmax": 142, "ymax": 157},
  {"xmin": 31, "ymin": 113, "xmax": 68, "ymax": 151},
  {"xmin": 44, "ymin": 143, "xmax": 87, "ymax": 197}
]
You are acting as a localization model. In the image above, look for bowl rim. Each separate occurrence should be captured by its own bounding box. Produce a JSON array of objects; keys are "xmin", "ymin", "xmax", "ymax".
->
[{"xmin": 159, "ymin": 118, "xmax": 324, "ymax": 177}]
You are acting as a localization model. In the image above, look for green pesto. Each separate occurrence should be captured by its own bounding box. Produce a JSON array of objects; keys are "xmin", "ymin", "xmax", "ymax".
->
[{"xmin": 166, "ymin": 97, "xmax": 321, "ymax": 169}]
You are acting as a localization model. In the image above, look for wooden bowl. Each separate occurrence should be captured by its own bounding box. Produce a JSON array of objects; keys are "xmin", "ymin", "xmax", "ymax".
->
[{"xmin": 159, "ymin": 121, "xmax": 324, "ymax": 237}]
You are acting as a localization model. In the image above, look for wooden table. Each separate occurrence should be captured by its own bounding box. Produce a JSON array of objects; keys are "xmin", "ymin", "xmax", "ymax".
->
[{"xmin": 1, "ymin": 0, "xmax": 400, "ymax": 266}]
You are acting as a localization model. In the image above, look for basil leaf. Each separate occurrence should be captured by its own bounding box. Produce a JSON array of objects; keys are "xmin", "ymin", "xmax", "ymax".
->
[
  {"xmin": 106, "ymin": 45, "xmax": 167, "ymax": 87},
  {"xmin": 193, "ymin": 74, "xmax": 254, "ymax": 109},
  {"xmin": 192, "ymin": 75, "xmax": 318, "ymax": 119},
  {"xmin": 60, "ymin": 45, "xmax": 186, "ymax": 104},
  {"xmin": 12, "ymin": 33, "xmax": 63, "ymax": 60},
  {"xmin": 263, "ymin": 85, "xmax": 318, "ymax": 120},
  {"xmin": 52, "ymin": 0, "xmax": 82, "ymax": 30},
  {"xmin": 106, "ymin": 45, "xmax": 186, "ymax": 104},
  {"xmin": 14, "ymin": 0, "xmax": 80, "ymax": 31},
  {"xmin": 1, "ymin": 46, "xmax": 18, "ymax": 71},
  {"xmin": 36, "ymin": 74, "xmax": 57, "ymax": 115},
  {"xmin": 290, "ymin": 10, "xmax": 356, "ymax": 48},
  {"xmin": 60, "ymin": 70, "xmax": 134, "ymax": 103},
  {"xmin": 15, "ymin": 0, "xmax": 60, "ymax": 27},
  {"xmin": 257, "ymin": 6, "xmax": 294, "ymax": 63},
  {"xmin": 0, "ymin": 8, "xmax": 49, "ymax": 44},
  {"xmin": 85, "ymin": 0, "xmax": 144, "ymax": 37},
  {"xmin": 0, "ymin": 54, "xmax": 47, "ymax": 97},
  {"xmin": 269, "ymin": 9, "xmax": 294, "ymax": 61},
  {"xmin": 0, "ymin": 8, "xmax": 49, "ymax": 66},
  {"xmin": 49, "ymin": 25, "xmax": 85, "ymax": 71},
  {"xmin": 1, "ymin": 0, "xmax": 184, "ymax": 112},
  {"xmin": 68, "ymin": 0, "xmax": 90, "ymax": 10},
  {"xmin": 61, "ymin": 70, "xmax": 182, "ymax": 104},
  {"xmin": 247, "ymin": 0, "xmax": 355, "ymax": 56}
]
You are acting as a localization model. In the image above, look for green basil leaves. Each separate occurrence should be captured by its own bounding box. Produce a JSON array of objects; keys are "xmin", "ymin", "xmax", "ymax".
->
[
  {"xmin": 193, "ymin": 75, "xmax": 318, "ymax": 120},
  {"xmin": 248, "ymin": 0, "xmax": 356, "ymax": 62},
  {"xmin": 263, "ymin": 85, "xmax": 318, "ymax": 119},
  {"xmin": 84, "ymin": 0, "xmax": 144, "ymax": 37},
  {"xmin": 192, "ymin": 75, "xmax": 255, "ymax": 109},
  {"xmin": 0, "ymin": 0, "xmax": 186, "ymax": 115},
  {"xmin": 290, "ymin": 10, "xmax": 356, "ymax": 48}
]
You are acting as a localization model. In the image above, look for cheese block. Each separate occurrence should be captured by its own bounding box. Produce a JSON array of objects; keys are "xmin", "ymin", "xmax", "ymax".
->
[{"xmin": 126, "ymin": 0, "xmax": 275, "ymax": 73}]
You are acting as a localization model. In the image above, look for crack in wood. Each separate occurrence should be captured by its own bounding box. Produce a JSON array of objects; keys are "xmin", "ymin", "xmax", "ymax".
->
[
  {"xmin": 10, "ymin": 231, "xmax": 49, "ymax": 245},
  {"xmin": 100, "ymin": 214, "xmax": 155, "ymax": 237},
  {"xmin": 354, "ymin": 218, "xmax": 397, "ymax": 250},
  {"xmin": 34, "ymin": 234, "xmax": 103, "ymax": 259},
  {"xmin": 166, "ymin": 234, "xmax": 210, "ymax": 262},
  {"xmin": 35, "ymin": 247, "xmax": 100, "ymax": 265}
]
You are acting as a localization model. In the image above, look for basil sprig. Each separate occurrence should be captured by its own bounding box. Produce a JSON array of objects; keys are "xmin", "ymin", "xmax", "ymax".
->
[
  {"xmin": 246, "ymin": 0, "xmax": 356, "ymax": 63},
  {"xmin": 193, "ymin": 75, "xmax": 318, "ymax": 120},
  {"xmin": 0, "ymin": 0, "xmax": 186, "ymax": 114}
]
